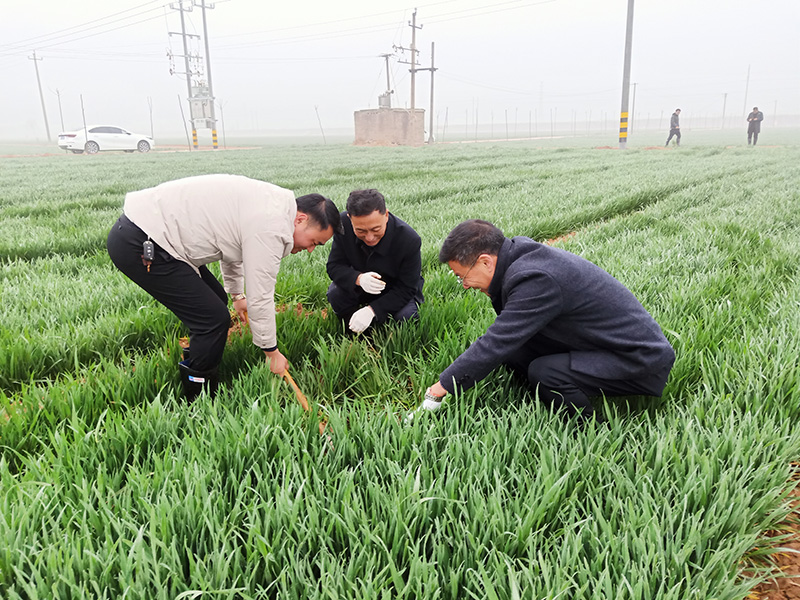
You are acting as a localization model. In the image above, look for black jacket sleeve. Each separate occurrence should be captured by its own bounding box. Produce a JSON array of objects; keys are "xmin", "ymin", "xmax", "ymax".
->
[{"xmin": 368, "ymin": 233, "xmax": 422, "ymax": 321}]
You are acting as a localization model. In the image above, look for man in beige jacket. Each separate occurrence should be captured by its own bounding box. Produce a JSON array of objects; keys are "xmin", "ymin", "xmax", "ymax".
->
[{"xmin": 107, "ymin": 174, "xmax": 342, "ymax": 401}]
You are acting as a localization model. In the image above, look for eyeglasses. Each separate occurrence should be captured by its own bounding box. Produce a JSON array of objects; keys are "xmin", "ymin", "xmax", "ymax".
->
[{"xmin": 453, "ymin": 260, "xmax": 477, "ymax": 286}]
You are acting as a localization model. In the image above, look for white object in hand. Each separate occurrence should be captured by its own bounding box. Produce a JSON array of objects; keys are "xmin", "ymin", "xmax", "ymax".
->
[
  {"xmin": 358, "ymin": 272, "xmax": 386, "ymax": 295},
  {"xmin": 349, "ymin": 306, "xmax": 375, "ymax": 333},
  {"xmin": 404, "ymin": 391, "xmax": 444, "ymax": 425}
]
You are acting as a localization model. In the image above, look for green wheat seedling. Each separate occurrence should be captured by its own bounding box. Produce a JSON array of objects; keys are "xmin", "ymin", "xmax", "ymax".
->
[{"xmin": 1, "ymin": 141, "xmax": 800, "ymax": 598}]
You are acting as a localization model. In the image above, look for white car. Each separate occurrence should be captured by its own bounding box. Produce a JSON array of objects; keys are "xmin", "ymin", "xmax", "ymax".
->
[{"xmin": 58, "ymin": 125, "xmax": 154, "ymax": 154}]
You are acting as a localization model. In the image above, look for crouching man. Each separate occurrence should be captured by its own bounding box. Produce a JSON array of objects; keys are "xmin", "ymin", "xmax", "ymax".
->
[
  {"xmin": 107, "ymin": 174, "xmax": 342, "ymax": 401},
  {"xmin": 411, "ymin": 219, "xmax": 675, "ymax": 421},
  {"xmin": 326, "ymin": 189, "xmax": 424, "ymax": 334}
]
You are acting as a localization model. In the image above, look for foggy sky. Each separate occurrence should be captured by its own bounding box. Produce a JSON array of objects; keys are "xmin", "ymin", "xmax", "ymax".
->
[{"xmin": 2, "ymin": 0, "xmax": 798, "ymax": 142}]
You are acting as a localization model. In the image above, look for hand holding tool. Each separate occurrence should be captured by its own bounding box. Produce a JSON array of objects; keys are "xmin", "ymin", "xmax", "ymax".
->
[
  {"xmin": 283, "ymin": 369, "xmax": 310, "ymax": 411},
  {"xmin": 283, "ymin": 369, "xmax": 329, "ymax": 437}
]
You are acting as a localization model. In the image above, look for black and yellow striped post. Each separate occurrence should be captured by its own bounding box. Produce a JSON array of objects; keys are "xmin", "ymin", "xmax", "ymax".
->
[
  {"xmin": 211, "ymin": 129, "xmax": 219, "ymax": 149},
  {"xmin": 618, "ymin": 0, "xmax": 635, "ymax": 149},
  {"xmin": 619, "ymin": 112, "xmax": 629, "ymax": 148},
  {"xmin": 191, "ymin": 128, "xmax": 198, "ymax": 149}
]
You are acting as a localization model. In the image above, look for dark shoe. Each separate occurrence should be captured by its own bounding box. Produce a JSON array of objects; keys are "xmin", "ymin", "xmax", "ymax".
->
[{"xmin": 178, "ymin": 361, "xmax": 218, "ymax": 402}]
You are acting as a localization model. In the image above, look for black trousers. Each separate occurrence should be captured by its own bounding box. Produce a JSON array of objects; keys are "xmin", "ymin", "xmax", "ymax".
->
[
  {"xmin": 747, "ymin": 128, "xmax": 759, "ymax": 145},
  {"xmin": 326, "ymin": 281, "xmax": 422, "ymax": 325},
  {"xmin": 505, "ymin": 337, "xmax": 670, "ymax": 417},
  {"xmin": 665, "ymin": 128, "xmax": 681, "ymax": 146},
  {"xmin": 107, "ymin": 214, "xmax": 230, "ymax": 371}
]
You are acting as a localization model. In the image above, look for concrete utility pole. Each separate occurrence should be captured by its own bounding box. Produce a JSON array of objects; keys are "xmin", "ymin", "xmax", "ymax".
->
[
  {"xmin": 216, "ymin": 100, "xmax": 227, "ymax": 148},
  {"xmin": 428, "ymin": 42, "xmax": 436, "ymax": 143},
  {"xmin": 416, "ymin": 42, "xmax": 437, "ymax": 143},
  {"xmin": 630, "ymin": 82, "xmax": 637, "ymax": 134},
  {"xmin": 721, "ymin": 92, "xmax": 727, "ymax": 129},
  {"xmin": 618, "ymin": 0, "xmax": 634, "ymax": 149},
  {"xmin": 54, "ymin": 88, "xmax": 65, "ymax": 132},
  {"xmin": 28, "ymin": 51, "xmax": 51, "ymax": 141},
  {"xmin": 381, "ymin": 53, "xmax": 391, "ymax": 95},
  {"xmin": 172, "ymin": 1, "xmax": 197, "ymax": 147},
  {"xmin": 394, "ymin": 9, "xmax": 422, "ymax": 109},
  {"xmin": 742, "ymin": 64, "xmax": 751, "ymax": 117},
  {"xmin": 198, "ymin": 0, "xmax": 218, "ymax": 149},
  {"xmin": 409, "ymin": 9, "xmax": 421, "ymax": 110},
  {"xmin": 378, "ymin": 53, "xmax": 393, "ymax": 108}
]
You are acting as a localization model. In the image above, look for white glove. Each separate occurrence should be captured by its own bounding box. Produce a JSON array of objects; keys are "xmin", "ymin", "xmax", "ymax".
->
[
  {"xmin": 404, "ymin": 390, "xmax": 444, "ymax": 425},
  {"xmin": 358, "ymin": 272, "xmax": 386, "ymax": 295},
  {"xmin": 349, "ymin": 306, "xmax": 375, "ymax": 333}
]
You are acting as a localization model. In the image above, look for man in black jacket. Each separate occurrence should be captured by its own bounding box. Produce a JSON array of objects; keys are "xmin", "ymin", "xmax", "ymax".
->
[
  {"xmin": 747, "ymin": 107, "xmax": 764, "ymax": 145},
  {"xmin": 326, "ymin": 189, "xmax": 424, "ymax": 333},
  {"xmin": 411, "ymin": 219, "xmax": 675, "ymax": 421},
  {"xmin": 665, "ymin": 108, "xmax": 681, "ymax": 146}
]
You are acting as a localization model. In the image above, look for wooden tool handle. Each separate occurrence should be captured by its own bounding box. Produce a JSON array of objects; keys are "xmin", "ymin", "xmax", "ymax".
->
[
  {"xmin": 283, "ymin": 370, "xmax": 310, "ymax": 412},
  {"xmin": 283, "ymin": 370, "xmax": 329, "ymax": 440}
]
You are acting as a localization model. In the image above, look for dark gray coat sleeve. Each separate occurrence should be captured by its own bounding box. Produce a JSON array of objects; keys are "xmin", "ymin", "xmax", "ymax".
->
[{"xmin": 439, "ymin": 271, "xmax": 561, "ymax": 394}]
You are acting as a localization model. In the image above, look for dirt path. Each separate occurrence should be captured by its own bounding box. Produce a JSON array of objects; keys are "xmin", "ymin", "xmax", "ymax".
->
[{"xmin": 748, "ymin": 464, "xmax": 800, "ymax": 599}]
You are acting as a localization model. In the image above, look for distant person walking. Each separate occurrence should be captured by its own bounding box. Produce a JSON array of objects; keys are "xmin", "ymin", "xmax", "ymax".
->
[
  {"xmin": 747, "ymin": 107, "xmax": 764, "ymax": 146},
  {"xmin": 665, "ymin": 109, "xmax": 681, "ymax": 147}
]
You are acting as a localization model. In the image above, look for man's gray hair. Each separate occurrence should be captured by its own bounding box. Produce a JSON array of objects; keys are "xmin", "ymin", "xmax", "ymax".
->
[{"xmin": 439, "ymin": 219, "xmax": 505, "ymax": 265}]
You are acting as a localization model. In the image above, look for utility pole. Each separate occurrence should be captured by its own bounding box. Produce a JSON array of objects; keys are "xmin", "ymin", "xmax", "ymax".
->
[
  {"xmin": 416, "ymin": 42, "xmax": 437, "ymax": 144},
  {"xmin": 721, "ymin": 92, "xmax": 727, "ymax": 129},
  {"xmin": 378, "ymin": 53, "xmax": 393, "ymax": 108},
  {"xmin": 178, "ymin": 3, "xmax": 196, "ymax": 148},
  {"xmin": 409, "ymin": 9, "xmax": 421, "ymax": 110},
  {"xmin": 148, "ymin": 96, "xmax": 154, "ymax": 138},
  {"xmin": 630, "ymin": 82, "xmax": 637, "ymax": 135},
  {"xmin": 314, "ymin": 105, "xmax": 326, "ymax": 145},
  {"xmin": 171, "ymin": 1, "xmax": 198, "ymax": 148},
  {"xmin": 618, "ymin": 0, "xmax": 634, "ymax": 149},
  {"xmin": 381, "ymin": 53, "xmax": 391, "ymax": 95},
  {"xmin": 198, "ymin": 0, "xmax": 218, "ymax": 149},
  {"xmin": 395, "ymin": 9, "xmax": 422, "ymax": 110},
  {"xmin": 28, "ymin": 51, "xmax": 51, "ymax": 141},
  {"xmin": 428, "ymin": 42, "xmax": 436, "ymax": 143},
  {"xmin": 54, "ymin": 88, "xmax": 65, "ymax": 132},
  {"xmin": 217, "ymin": 100, "xmax": 227, "ymax": 149},
  {"xmin": 742, "ymin": 64, "xmax": 751, "ymax": 118}
]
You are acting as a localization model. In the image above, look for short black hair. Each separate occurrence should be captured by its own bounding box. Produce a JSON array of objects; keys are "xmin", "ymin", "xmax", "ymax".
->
[
  {"xmin": 296, "ymin": 193, "xmax": 343, "ymax": 235},
  {"xmin": 439, "ymin": 219, "xmax": 505, "ymax": 265},
  {"xmin": 346, "ymin": 189, "xmax": 386, "ymax": 217}
]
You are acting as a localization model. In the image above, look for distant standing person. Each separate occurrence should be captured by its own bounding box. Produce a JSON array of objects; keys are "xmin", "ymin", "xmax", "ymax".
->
[
  {"xmin": 747, "ymin": 107, "xmax": 764, "ymax": 145},
  {"xmin": 665, "ymin": 108, "xmax": 681, "ymax": 147}
]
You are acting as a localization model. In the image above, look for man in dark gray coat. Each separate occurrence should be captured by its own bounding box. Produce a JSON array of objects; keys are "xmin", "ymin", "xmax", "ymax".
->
[
  {"xmin": 747, "ymin": 107, "xmax": 764, "ymax": 145},
  {"xmin": 665, "ymin": 108, "xmax": 681, "ymax": 146},
  {"xmin": 411, "ymin": 219, "xmax": 675, "ymax": 421}
]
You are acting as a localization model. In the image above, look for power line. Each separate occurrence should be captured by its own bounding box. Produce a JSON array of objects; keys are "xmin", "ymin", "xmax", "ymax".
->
[
  {"xmin": 1, "ymin": 2, "xmax": 166, "ymax": 53},
  {"xmin": 214, "ymin": 0, "xmax": 558, "ymax": 51},
  {"xmin": 425, "ymin": 0, "xmax": 556, "ymax": 25},
  {"xmin": 0, "ymin": 13, "xmax": 166, "ymax": 57},
  {"xmin": 439, "ymin": 71, "xmax": 617, "ymax": 98}
]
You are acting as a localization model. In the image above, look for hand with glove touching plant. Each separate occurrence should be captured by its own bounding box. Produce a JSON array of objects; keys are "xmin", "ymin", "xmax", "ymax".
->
[
  {"xmin": 349, "ymin": 306, "xmax": 375, "ymax": 333},
  {"xmin": 357, "ymin": 271, "xmax": 386, "ymax": 295},
  {"xmin": 404, "ymin": 386, "xmax": 447, "ymax": 425}
]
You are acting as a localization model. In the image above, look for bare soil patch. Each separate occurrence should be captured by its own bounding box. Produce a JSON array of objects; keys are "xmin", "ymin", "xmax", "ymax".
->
[{"xmin": 747, "ymin": 463, "xmax": 800, "ymax": 599}]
